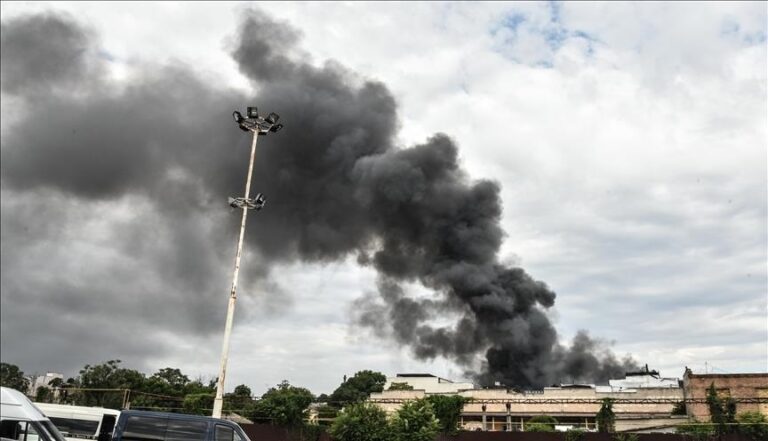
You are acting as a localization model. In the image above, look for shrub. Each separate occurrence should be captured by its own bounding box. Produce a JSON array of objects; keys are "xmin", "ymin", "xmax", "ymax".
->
[
  {"xmin": 526, "ymin": 415, "xmax": 557, "ymax": 432},
  {"xmin": 329, "ymin": 402, "xmax": 390, "ymax": 441},
  {"xmin": 425, "ymin": 395, "xmax": 467, "ymax": 435},
  {"xmin": 390, "ymin": 399, "xmax": 439, "ymax": 441},
  {"xmin": 676, "ymin": 420, "xmax": 714, "ymax": 440},
  {"xmin": 736, "ymin": 411, "xmax": 768, "ymax": 441},
  {"xmin": 565, "ymin": 428, "xmax": 586, "ymax": 441}
]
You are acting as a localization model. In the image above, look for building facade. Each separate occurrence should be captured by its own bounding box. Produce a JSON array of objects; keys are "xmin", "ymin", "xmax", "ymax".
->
[
  {"xmin": 26, "ymin": 372, "xmax": 64, "ymax": 396},
  {"xmin": 383, "ymin": 374, "xmax": 475, "ymax": 394},
  {"xmin": 682, "ymin": 369, "xmax": 768, "ymax": 421},
  {"xmin": 370, "ymin": 371, "xmax": 687, "ymax": 432}
]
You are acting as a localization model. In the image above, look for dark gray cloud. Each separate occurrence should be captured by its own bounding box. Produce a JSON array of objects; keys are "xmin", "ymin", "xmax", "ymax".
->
[
  {"xmin": 0, "ymin": 12, "xmax": 101, "ymax": 95},
  {"xmin": 1, "ymin": 9, "xmax": 636, "ymax": 387}
]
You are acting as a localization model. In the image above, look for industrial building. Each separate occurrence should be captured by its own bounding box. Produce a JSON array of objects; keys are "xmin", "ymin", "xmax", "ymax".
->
[
  {"xmin": 370, "ymin": 368, "xmax": 689, "ymax": 432},
  {"xmin": 383, "ymin": 374, "xmax": 475, "ymax": 394}
]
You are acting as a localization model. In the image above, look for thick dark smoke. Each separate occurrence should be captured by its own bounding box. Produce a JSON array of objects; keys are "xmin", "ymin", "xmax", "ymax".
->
[{"xmin": 0, "ymin": 9, "xmax": 636, "ymax": 386}]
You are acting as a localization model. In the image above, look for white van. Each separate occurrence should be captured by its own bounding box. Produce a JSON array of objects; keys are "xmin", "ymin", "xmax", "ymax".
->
[
  {"xmin": 34, "ymin": 403, "xmax": 119, "ymax": 441},
  {"xmin": 0, "ymin": 387, "xmax": 66, "ymax": 441}
]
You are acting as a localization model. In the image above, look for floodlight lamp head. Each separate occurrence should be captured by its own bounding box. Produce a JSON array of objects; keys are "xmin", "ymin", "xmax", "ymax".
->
[
  {"xmin": 233, "ymin": 111, "xmax": 244, "ymax": 123},
  {"xmin": 270, "ymin": 123, "xmax": 284, "ymax": 133},
  {"xmin": 266, "ymin": 112, "xmax": 280, "ymax": 124},
  {"xmin": 247, "ymin": 107, "xmax": 259, "ymax": 118}
]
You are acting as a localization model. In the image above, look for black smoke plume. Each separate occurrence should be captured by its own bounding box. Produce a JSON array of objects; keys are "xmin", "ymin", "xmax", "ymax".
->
[{"xmin": 0, "ymin": 9, "xmax": 636, "ymax": 386}]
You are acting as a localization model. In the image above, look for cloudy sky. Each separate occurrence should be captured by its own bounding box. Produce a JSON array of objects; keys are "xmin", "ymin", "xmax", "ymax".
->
[{"xmin": 1, "ymin": 1, "xmax": 766, "ymax": 396}]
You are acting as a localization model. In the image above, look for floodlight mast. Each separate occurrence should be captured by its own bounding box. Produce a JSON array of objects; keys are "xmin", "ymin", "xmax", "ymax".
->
[{"xmin": 212, "ymin": 107, "xmax": 282, "ymax": 419}]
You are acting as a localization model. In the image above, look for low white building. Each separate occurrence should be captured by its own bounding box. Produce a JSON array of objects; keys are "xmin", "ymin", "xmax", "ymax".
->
[
  {"xmin": 600, "ymin": 366, "xmax": 679, "ymax": 392},
  {"xmin": 27, "ymin": 372, "xmax": 64, "ymax": 396},
  {"xmin": 383, "ymin": 373, "xmax": 475, "ymax": 394}
]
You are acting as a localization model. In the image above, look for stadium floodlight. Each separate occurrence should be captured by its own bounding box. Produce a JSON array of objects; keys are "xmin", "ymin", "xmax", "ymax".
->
[
  {"xmin": 265, "ymin": 112, "xmax": 279, "ymax": 124},
  {"xmin": 232, "ymin": 106, "xmax": 284, "ymax": 135},
  {"xmin": 227, "ymin": 194, "xmax": 266, "ymax": 210},
  {"xmin": 213, "ymin": 107, "xmax": 284, "ymax": 419}
]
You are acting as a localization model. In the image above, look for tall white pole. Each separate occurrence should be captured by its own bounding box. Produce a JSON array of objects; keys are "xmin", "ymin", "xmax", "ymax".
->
[{"xmin": 212, "ymin": 130, "xmax": 259, "ymax": 418}]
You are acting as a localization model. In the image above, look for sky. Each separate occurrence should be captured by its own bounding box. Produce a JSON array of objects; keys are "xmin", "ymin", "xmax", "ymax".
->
[{"xmin": 1, "ymin": 1, "xmax": 766, "ymax": 396}]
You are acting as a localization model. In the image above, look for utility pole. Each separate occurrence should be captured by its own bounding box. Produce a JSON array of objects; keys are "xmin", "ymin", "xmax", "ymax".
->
[{"xmin": 212, "ymin": 107, "xmax": 283, "ymax": 419}]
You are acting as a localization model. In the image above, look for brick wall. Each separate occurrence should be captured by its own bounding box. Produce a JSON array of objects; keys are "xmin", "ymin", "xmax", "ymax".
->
[{"xmin": 682, "ymin": 372, "xmax": 768, "ymax": 421}]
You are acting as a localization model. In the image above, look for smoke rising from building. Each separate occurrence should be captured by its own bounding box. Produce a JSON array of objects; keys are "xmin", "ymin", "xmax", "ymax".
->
[{"xmin": 0, "ymin": 9, "xmax": 636, "ymax": 387}]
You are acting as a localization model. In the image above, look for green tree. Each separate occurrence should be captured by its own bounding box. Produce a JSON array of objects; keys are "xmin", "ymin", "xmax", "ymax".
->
[
  {"xmin": 706, "ymin": 382, "xmax": 737, "ymax": 435},
  {"xmin": 596, "ymin": 398, "xmax": 615, "ymax": 433},
  {"xmin": 425, "ymin": 395, "xmax": 467, "ymax": 435},
  {"xmin": 329, "ymin": 402, "xmax": 390, "ymax": 441},
  {"xmin": 35, "ymin": 386, "xmax": 52, "ymax": 403},
  {"xmin": 736, "ymin": 411, "xmax": 768, "ymax": 441},
  {"xmin": 183, "ymin": 393, "xmax": 214, "ymax": 415},
  {"xmin": 183, "ymin": 378, "xmax": 215, "ymax": 396},
  {"xmin": 225, "ymin": 384, "xmax": 254, "ymax": 414},
  {"xmin": 250, "ymin": 381, "xmax": 315, "ymax": 427},
  {"xmin": 58, "ymin": 378, "xmax": 80, "ymax": 405},
  {"xmin": 143, "ymin": 367, "xmax": 190, "ymax": 398},
  {"xmin": 526, "ymin": 415, "xmax": 557, "ymax": 432},
  {"xmin": 329, "ymin": 371, "xmax": 386, "ymax": 407},
  {"xmin": 0, "ymin": 362, "xmax": 29, "ymax": 393},
  {"xmin": 390, "ymin": 399, "xmax": 439, "ymax": 441},
  {"xmin": 152, "ymin": 368, "xmax": 189, "ymax": 389},
  {"xmin": 79, "ymin": 360, "xmax": 146, "ymax": 408},
  {"xmin": 388, "ymin": 383, "xmax": 414, "ymax": 391},
  {"xmin": 671, "ymin": 400, "xmax": 687, "ymax": 415},
  {"xmin": 314, "ymin": 404, "xmax": 339, "ymax": 427}
]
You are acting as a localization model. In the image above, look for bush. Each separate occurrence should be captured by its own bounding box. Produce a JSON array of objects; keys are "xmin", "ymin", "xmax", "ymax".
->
[
  {"xmin": 329, "ymin": 403, "xmax": 390, "ymax": 441},
  {"xmin": 526, "ymin": 423, "xmax": 555, "ymax": 432},
  {"xmin": 425, "ymin": 395, "xmax": 467, "ymax": 435},
  {"xmin": 390, "ymin": 399, "xmax": 439, "ymax": 441},
  {"xmin": 676, "ymin": 420, "xmax": 714, "ymax": 440},
  {"xmin": 736, "ymin": 411, "xmax": 768, "ymax": 441},
  {"xmin": 565, "ymin": 428, "xmax": 586, "ymax": 441},
  {"xmin": 526, "ymin": 415, "xmax": 557, "ymax": 432}
]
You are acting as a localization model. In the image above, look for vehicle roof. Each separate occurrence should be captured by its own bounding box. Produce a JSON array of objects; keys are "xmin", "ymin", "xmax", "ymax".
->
[
  {"xmin": 1, "ymin": 387, "xmax": 48, "ymax": 421},
  {"xmin": 120, "ymin": 410, "xmax": 238, "ymax": 425},
  {"xmin": 35, "ymin": 402, "xmax": 121, "ymax": 418}
]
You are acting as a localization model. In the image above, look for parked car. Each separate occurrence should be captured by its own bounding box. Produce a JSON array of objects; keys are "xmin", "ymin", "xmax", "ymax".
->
[
  {"xmin": 34, "ymin": 403, "xmax": 120, "ymax": 441},
  {"xmin": 0, "ymin": 387, "xmax": 67, "ymax": 441},
  {"xmin": 111, "ymin": 410, "xmax": 251, "ymax": 441}
]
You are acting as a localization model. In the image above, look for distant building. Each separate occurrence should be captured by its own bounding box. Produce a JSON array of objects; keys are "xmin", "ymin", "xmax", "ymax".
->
[
  {"xmin": 370, "ymin": 369, "xmax": 688, "ymax": 433},
  {"xmin": 682, "ymin": 368, "xmax": 768, "ymax": 421},
  {"xmin": 383, "ymin": 373, "xmax": 475, "ymax": 394},
  {"xmin": 602, "ymin": 365, "xmax": 680, "ymax": 391},
  {"xmin": 27, "ymin": 372, "xmax": 64, "ymax": 396}
]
